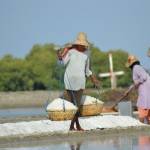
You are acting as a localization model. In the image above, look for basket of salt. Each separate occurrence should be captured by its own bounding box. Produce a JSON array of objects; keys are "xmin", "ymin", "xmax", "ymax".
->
[
  {"xmin": 79, "ymin": 95, "xmax": 104, "ymax": 116},
  {"xmin": 46, "ymin": 98, "xmax": 78, "ymax": 121}
]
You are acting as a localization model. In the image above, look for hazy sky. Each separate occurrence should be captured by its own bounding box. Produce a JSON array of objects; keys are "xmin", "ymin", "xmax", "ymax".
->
[{"xmin": 0, "ymin": 0, "xmax": 150, "ymax": 68}]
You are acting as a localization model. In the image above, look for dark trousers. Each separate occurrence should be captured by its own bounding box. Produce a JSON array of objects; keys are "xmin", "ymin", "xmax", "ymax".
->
[{"xmin": 63, "ymin": 89, "xmax": 83, "ymax": 107}]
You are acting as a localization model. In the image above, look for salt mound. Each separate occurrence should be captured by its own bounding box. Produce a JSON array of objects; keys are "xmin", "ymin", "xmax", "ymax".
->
[
  {"xmin": 46, "ymin": 98, "xmax": 78, "ymax": 111},
  {"xmin": 80, "ymin": 95, "xmax": 104, "ymax": 105}
]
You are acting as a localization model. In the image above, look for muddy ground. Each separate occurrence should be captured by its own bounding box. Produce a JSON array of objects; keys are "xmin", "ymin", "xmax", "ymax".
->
[
  {"xmin": 0, "ymin": 90, "xmax": 60, "ymax": 108},
  {"xmin": 0, "ymin": 89, "xmax": 137, "ymax": 108}
]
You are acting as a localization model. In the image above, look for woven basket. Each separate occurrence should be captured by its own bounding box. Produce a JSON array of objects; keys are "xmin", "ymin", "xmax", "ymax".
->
[
  {"xmin": 47, "ymin": 109, "xmax": 77, "ymax": 121},
  {"xmin": 79, "ymin": 103, "xmax": 103, "ymax": 117}
]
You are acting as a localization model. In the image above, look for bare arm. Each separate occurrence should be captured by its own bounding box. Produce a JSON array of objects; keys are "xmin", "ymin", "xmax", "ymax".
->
[{"xmin": 89, "ymin": 74, "xmax": 100, "ymax": 88}]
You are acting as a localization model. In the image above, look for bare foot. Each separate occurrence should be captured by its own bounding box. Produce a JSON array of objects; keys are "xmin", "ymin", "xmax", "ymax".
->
[
  {"xmin": 69, "ymin": 126, "xmax": 76, "ymax": 131},
  {"xmin": 76, "ymin": 127, "xmax": 85, "ymax": 131}
]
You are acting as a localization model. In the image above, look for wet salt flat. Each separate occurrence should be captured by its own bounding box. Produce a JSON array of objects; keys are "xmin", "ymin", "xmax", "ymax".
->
[
  {"xmin": 1, "ymin": 132, "xmax": 150, "ymax": 150},
  {"xmin": 0, "ymin": 108, "xmax": 47, "ymax": 117}
]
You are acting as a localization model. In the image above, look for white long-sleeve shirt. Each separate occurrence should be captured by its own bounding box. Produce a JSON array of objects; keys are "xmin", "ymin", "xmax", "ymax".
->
[{"xmin": 62, "ymin": 49, "xmax": 92, "ymax": 91}]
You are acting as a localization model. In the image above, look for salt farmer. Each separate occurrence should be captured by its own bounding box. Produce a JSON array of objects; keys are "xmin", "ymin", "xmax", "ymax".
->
[
  {"xmin": 125, "ymin": 55, "xmax": 150, "ymax": 124},
  {"xmin": 57, "ymin": 32, "xmax": 100, "ymax": 131}
]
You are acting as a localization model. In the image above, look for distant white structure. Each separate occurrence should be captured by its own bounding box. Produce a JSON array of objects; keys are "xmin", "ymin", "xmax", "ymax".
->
[{"xmin": 99, "ymin": 53, "xmax": 124, "ymax": 89}]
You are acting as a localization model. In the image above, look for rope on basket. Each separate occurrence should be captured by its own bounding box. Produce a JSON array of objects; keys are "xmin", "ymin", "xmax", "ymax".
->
[{"xmin": 58, "ymin": 60, "xmax": 66, "ymax": 112}]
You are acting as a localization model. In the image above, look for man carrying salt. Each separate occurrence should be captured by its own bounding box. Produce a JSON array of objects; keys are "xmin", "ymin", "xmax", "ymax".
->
[{"xmin": 57, "ymin": 32, "xmax": 100, "ymax": 131}]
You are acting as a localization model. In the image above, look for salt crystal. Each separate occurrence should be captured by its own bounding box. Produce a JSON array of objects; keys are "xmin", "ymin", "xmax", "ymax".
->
[
  {"xmin": 80, "ymin": 95, "xmax": 104, "ymax": 105},
  {"xmin": 46, "ymin": 98, "xmax": 77, "ymax": 111}
]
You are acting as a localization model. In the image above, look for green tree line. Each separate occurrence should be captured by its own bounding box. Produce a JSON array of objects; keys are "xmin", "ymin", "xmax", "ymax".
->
[{"xmin": 0, "ymin": 43, "xmax": 132, "ymax": 91}]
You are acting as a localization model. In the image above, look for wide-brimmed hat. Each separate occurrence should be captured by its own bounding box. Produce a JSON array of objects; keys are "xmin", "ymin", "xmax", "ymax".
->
[
  {"xmin": 126, "ymin": 55, "xmax": 139, "ymax": 67},
  {"xmin": 74, "ymin": 32, "xmax": 90, "ymax": 47},
  {"xmin": 64, "ymin": 43, "xmax": 73, "ymax": 48}
]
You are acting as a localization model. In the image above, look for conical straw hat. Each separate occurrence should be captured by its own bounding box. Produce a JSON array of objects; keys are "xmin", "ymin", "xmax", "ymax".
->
[
  {"xmin": 126, "ymin": 55, "xmax": 139, "ymax": 67},
  {"xmin": 74, "ymin": 32, "xmax": 89, "ymax": 47}
]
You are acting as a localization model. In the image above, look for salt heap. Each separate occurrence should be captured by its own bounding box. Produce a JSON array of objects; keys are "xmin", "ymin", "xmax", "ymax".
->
[
  {"xmin": 80, "ymin": 95, "xmax": 104, "ymax": 117},
  {"xmin": 46, "ymin": 98, "xmax": 77, "ymax": 111},
  {"xmin": 80, "ymin": 95, "xmax": 104, "ymax": 105},
  {"xmin": 0, "ymin": 116, "xmax": 145, "ymax": 139},
  {"xmin": 46, "ymin": 98, "xmax": 77, "ymax": 121}
]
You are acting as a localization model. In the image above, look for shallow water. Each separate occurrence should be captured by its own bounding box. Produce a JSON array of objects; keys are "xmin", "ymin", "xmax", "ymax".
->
[
  {"xmin": 1, "ymin": 132, "xmax": 150, "ymax": 150},
  {"xmin": 0, "ymin": 108, "xmax": 46, "ymax": 117}
]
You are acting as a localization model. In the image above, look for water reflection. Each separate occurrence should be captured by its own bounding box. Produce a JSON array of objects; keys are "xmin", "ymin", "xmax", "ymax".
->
[
  {"xmin": 112, "ymin": 136, "xmax": 133, "ymax": 150},
  {"xmin": 70, "ymin": 142, "xmax": 81, "ymax": 150},
  {"xmin": 66, "ymin": 135, "xmax": 150, "ymax": 150},
  {"xmin": 138, "ymin": 136, "xmax": 150, "ymax": 150},
  {"xmin": 1, "ymin": 134, "xmax": 150, "ymax": 150}
]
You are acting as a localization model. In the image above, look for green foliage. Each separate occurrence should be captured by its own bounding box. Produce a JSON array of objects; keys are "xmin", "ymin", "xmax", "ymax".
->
[
  {"xmin": 0, "ymin": 55, "xmax": 33, "ymax": 91},
  {"xmin": 87, "ymin": 46, "xmax": 131, "ymax": 88},
  {"xmin": 0, "ymin": 43, "xmax": 132, "ymax": 91},
  {"xmin": 25, "ymin": 44, "xmax": 57, "ymax": 89}
]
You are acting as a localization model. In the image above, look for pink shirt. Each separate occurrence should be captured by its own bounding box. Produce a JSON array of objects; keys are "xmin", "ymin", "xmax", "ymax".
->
[{"xmin": 133, "ymin": 65, "xmax": 150, "ymax": 108}]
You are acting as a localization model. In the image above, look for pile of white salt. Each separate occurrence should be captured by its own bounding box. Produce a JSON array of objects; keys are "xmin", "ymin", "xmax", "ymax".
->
[
  {"xmin": 80, "ymin": 95, "xmax": 104, "ymax": 105},
  {"xmin": 46, "ymin": 98, "xmax": 77, "ymax": 111}
]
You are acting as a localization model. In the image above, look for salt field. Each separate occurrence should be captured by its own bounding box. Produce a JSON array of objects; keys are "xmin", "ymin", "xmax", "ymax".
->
[
  {"xmin": 0, "ymin": 106, "xmax": 149, "ymax": 150},
  {"xmin": 0, "ymin": 115, "xmax": 145, "ymax": 139},
  {"xmin": 0, "ymin": 107, "xmax": 48, "ymax": 124},
  {"xmin": 0, "ymin": 97, "xmax": 148, "ymax": 149}
]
